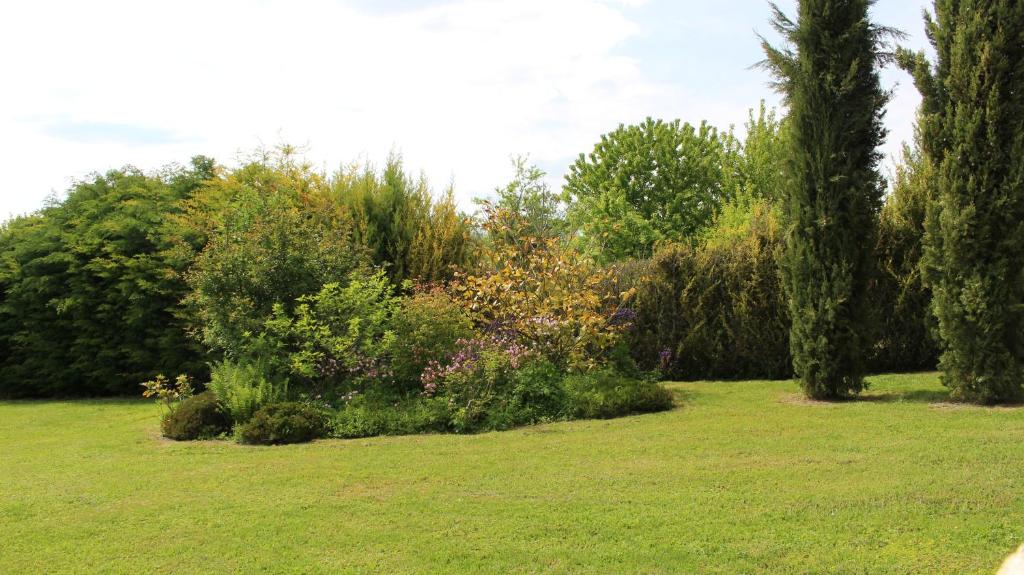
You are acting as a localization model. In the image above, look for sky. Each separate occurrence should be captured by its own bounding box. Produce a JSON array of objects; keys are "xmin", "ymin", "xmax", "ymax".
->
[{"xmin": 0, "ymin": 0, "xmax": 932, "ymax": 219}]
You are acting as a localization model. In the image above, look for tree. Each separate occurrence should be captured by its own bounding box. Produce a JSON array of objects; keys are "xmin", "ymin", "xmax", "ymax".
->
[
  {"xmin": 898, "ymin": 1, "xmax": 1024, "ymax": 403},
  {"xmin": 761, "ymin": 0, "xmax": 891, "ymax": 399},
  {"xmin": 0, "ymin": 158, "xmax": 215, "ymax": 397},
  {"xmin": 563, "ymin": 118, "xmax": 734, "ymax": 263},
  {"xmin": 183, "ymin": 155, "xmax": 366, "ymax": 360},
  {"xmin": 476, "ymin": 156, "xmax": 564, "ymax": 248},
  {"xmin": 871, "ymin": 141, "xmax": 939, "ymax": 372},
  {"xmin": 334, "ymin": 154, "xmax": 473, "ymax": 286}
]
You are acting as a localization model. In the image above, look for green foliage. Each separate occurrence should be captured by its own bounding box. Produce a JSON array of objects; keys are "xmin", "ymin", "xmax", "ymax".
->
[
  {"xmin": 160, "ymin": 391, "xmax": 232, "ymax": 441},
  {"xmin": 630, "ymin": 205, "xmax": 791, "ymax": 380},
  {"xmin": 562, "ymin": 369, "xmax": 674, "ymax": 419},
  {"xmin": 721, "ymin": 102, "xmax": 791, "ymax": 206},
  {"xmin": 451, "ymin": 211, "xmax": 629, "ymax": 371},
  {"xmin": 184, "ymin": 156, "xmax": 366, "ymax": 358},
  {"xmin": 0, "ymin": 158, "xmax": 214, "ymax": 397},
  {"xmin": 563, "ymin": 118, "xmax": 735, "ymax": 262},
  {"xmin": 141, "ymin": 374, "xmax": 195, "ymax": 412},
  {"xmin": 331, "ymin": 394, "xmax": 450, "ymax": 439},
  {"xmin": 871, "ymin": 143, "xmax": 939, "ymax": 373},
  {"xmin": 761, "ymin": 0, "xmax": 890, "ymax": 399},
  {"xmin": 898, "ymin": 0, "xmax": 1024, "ymax": 403},
  {"xmin": 237, "ymin": 402, "xmax": 329, "ymax": 445},
  {"xmin": 334, "ymin": 154, "xmax": 473, "ymax": 285},
  {"xmin": 264, "ymin": 270, "xmax": 400, "ymax": 397},
  {"xmin": 207, "ymin": 360, "xmax": 287, "ymax": 424},
  {"xmin": 476, "ymin": 156, "xmax": 564, "ymax": 247},
  {"xmin": 388, "ymin": 287, "xmax": 475, "ymax": 390}
]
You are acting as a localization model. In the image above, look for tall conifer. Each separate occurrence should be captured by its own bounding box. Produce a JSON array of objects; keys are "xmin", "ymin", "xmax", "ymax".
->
[
  {"xmin": 761, "ymin": 0, "xmax": 890, "ymax": 399},
  {"xmin": 899, "ymin": 1, "xmax": 1024, "ymax": 403}
]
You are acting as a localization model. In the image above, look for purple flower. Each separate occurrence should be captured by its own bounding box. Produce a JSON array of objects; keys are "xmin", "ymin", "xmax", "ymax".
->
[{"xmin": 609, "ymin": 307, "xmax": 638, "ymax": 328}]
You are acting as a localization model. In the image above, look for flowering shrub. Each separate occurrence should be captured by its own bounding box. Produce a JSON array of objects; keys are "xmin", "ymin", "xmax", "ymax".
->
[
  {"xmin": 388, "ymin": 287, "xmax": 475, "ymax": 390},
  {"xmin": 449, "ymin": 225, "xmax": 634, "ymax": 371},
  {"xmin": 417, "ymin": 333, "xmax": 570, "ymax": 432}
]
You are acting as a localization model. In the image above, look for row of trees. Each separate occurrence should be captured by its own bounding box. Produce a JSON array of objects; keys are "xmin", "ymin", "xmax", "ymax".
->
[
  {"xmin": 762, "ymin": 0, "xmax": 1022, "ymax": 403},
  {"xmin": 0, "ymin": 0, "xmax": 1017, "ymax": 405}
]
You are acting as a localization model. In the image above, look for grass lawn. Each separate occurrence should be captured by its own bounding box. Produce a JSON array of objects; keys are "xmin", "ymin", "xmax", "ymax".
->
[{"xmin": 2, "ymin": 372, "xmax": 1022, "ymax": 574}]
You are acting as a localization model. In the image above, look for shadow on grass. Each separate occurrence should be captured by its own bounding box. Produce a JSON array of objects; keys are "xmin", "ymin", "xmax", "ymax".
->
[{"xmin": 0, "ymin": 397, "xmax": 148, "ymax": 407}]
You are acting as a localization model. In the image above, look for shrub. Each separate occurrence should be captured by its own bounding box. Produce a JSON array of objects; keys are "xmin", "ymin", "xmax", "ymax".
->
[
  {"xmin": 333, "ymin": 154, "xmax": 474, "ymax": 285},
  {"xmin": 237, "ymin": 402, "xmax": 329, "ymax": 445},
  {"xmin": 207, "ymin": 360, "xmax": 286, "ymax": 424},
  {"xmin": 183, "ymin": 156, "xmax": 366, "ymax": 359},
  {"xmin": 262, "ymin": 270, "xmax": 399, "ymax": 397},
  {"xmin": 388, "ymin": 288, "xmax": 474, "ymax": 390},
  {"xmin": 331, "ymin": 395, "xmax": 450, "ymax": 439},
  {"xmin": 629, "ymin": 209, "xmax": 790, "ymax": 381},
  {"xmin": 0, "ymin": 161, "xmax": 214, "ymax": 398},
  {"xmin": 160, "ymin": 391, "xmax": 231, "ymax": 441},
  {"xmin": 421, "ymin": 335, "xmax": 535, "ymax": 432},
  {"xmin": 563, "ymin": 370, "xmax": 673, "ymax": 420},
  {"xmin": 450, "ymin": 218, "xmax": 630, "ymax": 371},
  {"xmin": 483, "ymin": 357, "xmax": 567, "ymax": 430}
]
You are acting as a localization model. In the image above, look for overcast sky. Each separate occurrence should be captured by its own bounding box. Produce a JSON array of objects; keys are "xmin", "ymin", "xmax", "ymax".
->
[{"xmin": 0, "ymin": 0, "xmax": 932, "ymax": 219}]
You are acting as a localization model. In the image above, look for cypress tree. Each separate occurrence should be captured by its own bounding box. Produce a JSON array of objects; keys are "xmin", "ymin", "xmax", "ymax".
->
[
  {"xmin": 899, "ymin": 1, "xmax": 1024, "ymax": 404},
  {"xmin": 761, "ymin": 0, "xmax": 891, "ymax": 399}
]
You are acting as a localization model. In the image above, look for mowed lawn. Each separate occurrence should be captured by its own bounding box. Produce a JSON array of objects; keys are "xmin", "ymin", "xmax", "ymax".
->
[{"xmin": 2, "ymin": 373, "xmax": 1022, "ymax": 574}]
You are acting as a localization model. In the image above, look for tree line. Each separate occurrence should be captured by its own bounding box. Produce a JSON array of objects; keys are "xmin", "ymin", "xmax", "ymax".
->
[{"xmin": 0, "ymin": 0, "xmax": 1020, "ymax": 405}]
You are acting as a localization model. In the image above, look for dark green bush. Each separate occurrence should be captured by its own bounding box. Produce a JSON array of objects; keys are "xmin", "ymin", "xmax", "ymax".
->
[
  {"xmin": 0, "ymin": 161, "xmax": 214, "ymax": 398},
  {"xmin": 563, "ymin": 370, "xmax": 674, "ymax": 419},
  {"xmin": 160, "ymin": 391, "xmax": 231, "ymax": 441},
  {"xmin": 629, "ymin": 219, "xmax": 791, "ymax": 381},
  {"xmin": 237, "ymin": 402, "xmax": 329, "ymax": 445}
]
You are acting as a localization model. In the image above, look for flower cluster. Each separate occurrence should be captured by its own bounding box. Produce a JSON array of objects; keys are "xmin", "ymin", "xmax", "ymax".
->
[
  {"xmin": 659, "ymin": 348, "xmax": 672, "ymax": 371},
  {"xmin": 609, "ymin": 307, "xmax": 638, "ymax": 329},
  {"xmin": 420, "ymin": 334, "xmax": 534, "ymax": 396},
  {"xmin": 348, "ymin": 352, "xmax": 393, "ymax": 381}
]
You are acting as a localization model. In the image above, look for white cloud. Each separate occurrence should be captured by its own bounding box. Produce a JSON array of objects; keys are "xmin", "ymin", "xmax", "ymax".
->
[
  {"xmin": 0, "ymin": 0, "xmax": 675, "ymax": 217},
  {"xmin": 0, "ymin": 0, "xmax": 924, "ymax": 220}
]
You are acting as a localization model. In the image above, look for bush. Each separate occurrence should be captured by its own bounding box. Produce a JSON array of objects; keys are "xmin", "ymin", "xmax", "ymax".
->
[
  {"xmin": 563, "ymin": 370, "xmax": 673, "ymax": 419},
  {"xmin": 388, "ymin": 288, "xmax": 474, "ymax": 390},
  {"xmin": 237, "ymin": 402, "xmax": 329, "ymax": 445},
  {"xmin": 207, "ymin": 360, "xmax": 286, "ymax": 424},
  {"xmin": 0, "ymin": 161, "xmax": 214, "ymax": 398},
  {"xmin": 331, "ymin": 394, "xmax": 450, "ymax": 439},
  {"xmin": 629, "ymin": 211, "xmax": 791, "ymax": 381},
  {"xmin": 262, "ymin": 270, "xmax": 400, "ymax": 397},
  {"xmin": 449, "ymin": 222, "xmax": 628, "ymax": 372},
  {"xmin": 183, "ymin": 157, "xmax": 366, "ymax": 359},
  {"xmin": 160, "ymin": 391, "xmax": 231, "ymax": 441}
]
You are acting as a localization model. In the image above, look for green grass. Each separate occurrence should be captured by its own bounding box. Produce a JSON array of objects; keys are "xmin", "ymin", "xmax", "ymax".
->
[{"xmin": 2, "ymin": 373, "xmax": 1023, "ymax": 574}]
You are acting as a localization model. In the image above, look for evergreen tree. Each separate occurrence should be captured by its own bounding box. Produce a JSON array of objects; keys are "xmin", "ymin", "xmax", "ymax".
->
[
  {"xmin": 899, "ymin": 1, "xmax": 1024, "ymax": 403},
  {"xmin": 761, "ymin": 0, "xmax": 891, "ymax": 399}
]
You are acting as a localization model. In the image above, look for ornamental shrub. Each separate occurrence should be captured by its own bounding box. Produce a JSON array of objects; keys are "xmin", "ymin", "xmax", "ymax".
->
[
  {"xmin": 262, "ymin": 270, "xmax": 400, "ymax": 398},
  {"xmin": 237, "ymin": 402, "xmax": 329, "ymax": 445},
  {"xmin": 450, "ymin": 209, "xmax": 631, "ymax": 372},
  {"xmin": 160, "ymin": 391, "xmax": 231, "ymax": 441},
  {"xmin": 388, "ymin": 287, "xmax": 474, "ymax": 391}
]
